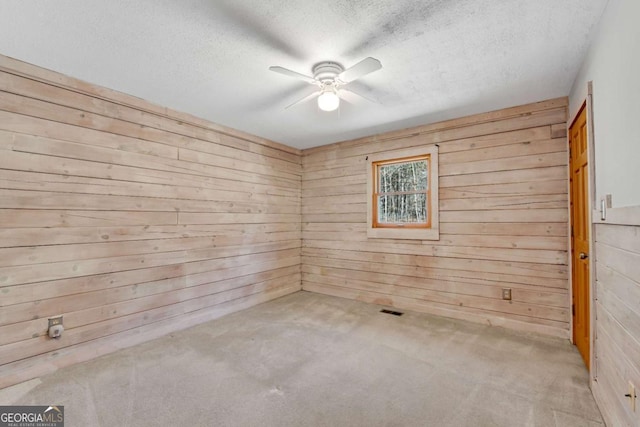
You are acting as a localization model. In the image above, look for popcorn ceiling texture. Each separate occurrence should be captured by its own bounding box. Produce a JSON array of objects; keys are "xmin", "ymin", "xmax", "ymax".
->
[{"xmin": 0, "ymin": 0, "xmax": 607, "ymax": 148}]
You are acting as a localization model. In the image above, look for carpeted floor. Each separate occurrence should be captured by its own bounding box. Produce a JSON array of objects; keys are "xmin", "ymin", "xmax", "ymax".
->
[{"xmin": 0, "ymin": 291, "xmax": 604, "ymax": 426}]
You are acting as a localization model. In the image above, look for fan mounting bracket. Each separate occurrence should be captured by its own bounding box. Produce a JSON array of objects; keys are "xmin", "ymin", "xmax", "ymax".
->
[{"xmin": 312, "ymin": 61, "xmax": 344, "ymax": 84}]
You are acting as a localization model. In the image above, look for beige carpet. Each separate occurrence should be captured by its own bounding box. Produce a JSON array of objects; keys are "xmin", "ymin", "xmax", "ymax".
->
[{"xmin": 0, "ymin": 291, "xmax": 604, "ymax": 426}]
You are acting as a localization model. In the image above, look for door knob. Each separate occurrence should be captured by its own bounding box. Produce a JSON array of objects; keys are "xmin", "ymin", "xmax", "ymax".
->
[{"xmin": 579, "ymin": 252, "xmax": 589, "ymax": 259}]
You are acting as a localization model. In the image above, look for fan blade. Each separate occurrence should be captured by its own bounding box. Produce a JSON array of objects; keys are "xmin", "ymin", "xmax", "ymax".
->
[
  {"xmin": 248, "ymin": 84, "xmax": 312, "ymax": 112},
  {"xmin": 338, "ymin": 57, "xmax": 382, "ymax": 83},
  {"xmin": 285, "ymin": 90, "xmax": 320, "ymax": 109},
  {"xmin": 269, "ymin": 66, "xmax": 317, "ymax": 84},
  {"xmin": 337, "ymin": 89, "xmax": 359, "ymax": 105},
  {"xmin": 341, "ymin": 88, "xmax": 379, "ymax": 104}
]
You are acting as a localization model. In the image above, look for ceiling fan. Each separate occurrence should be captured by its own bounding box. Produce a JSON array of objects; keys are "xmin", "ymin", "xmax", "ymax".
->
[{"xmin": 269, "ymin": 57, "xmax": 382, "ymax": 111}]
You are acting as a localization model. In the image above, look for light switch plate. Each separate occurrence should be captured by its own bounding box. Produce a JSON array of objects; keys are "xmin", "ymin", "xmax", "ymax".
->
[{"xmin": 502, "ymin": 288, "xmax": 512, "ymax": 301}]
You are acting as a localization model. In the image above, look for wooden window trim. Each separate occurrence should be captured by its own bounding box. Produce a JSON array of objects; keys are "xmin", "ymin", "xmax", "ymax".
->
[{"xmin": 367, "ymin": 145, "xmax": 439, "ymax": 240}]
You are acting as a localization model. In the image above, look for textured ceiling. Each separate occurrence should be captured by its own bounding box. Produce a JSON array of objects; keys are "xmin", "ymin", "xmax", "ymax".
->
[{"xmin": 0, "ymin": 1, "xmax": 607, "ymax": 149}]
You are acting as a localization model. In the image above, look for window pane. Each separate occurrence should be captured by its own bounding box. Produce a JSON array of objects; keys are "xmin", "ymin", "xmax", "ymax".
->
[
  {"xmin": 378, "ymin": 160, "xmax": 428, "ymax": 193},
  {"xmin": 377, "ymin": 193, "xmax": 428, "ymax": 224}
]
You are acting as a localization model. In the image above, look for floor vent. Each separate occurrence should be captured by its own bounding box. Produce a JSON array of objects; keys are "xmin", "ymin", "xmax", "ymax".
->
[{"xmin": 380, "ymin": 309, "xmax": 403, "ymax": 316}]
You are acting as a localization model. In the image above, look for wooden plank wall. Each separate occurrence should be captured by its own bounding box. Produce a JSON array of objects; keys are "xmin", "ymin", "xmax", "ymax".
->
[
  {"xmin": 592, "ymin": 222, "xmax": 640, "ymax": 426},
  {"xmin": 301, "ymin": 98, "xmax": 570, "ymax": 337},
  {"xmin": 0, "ymin": 55, "xmax": 302, "ymax": 388}
]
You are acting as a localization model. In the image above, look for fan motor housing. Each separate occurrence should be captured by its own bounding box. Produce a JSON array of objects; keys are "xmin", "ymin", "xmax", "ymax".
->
[{"xmin": 312, "ymin": 62, "xmax": 344, "ymax": 83}]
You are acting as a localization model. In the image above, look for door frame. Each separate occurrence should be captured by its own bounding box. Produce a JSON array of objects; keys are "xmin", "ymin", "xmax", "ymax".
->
[{"xmin": 567, "ymin": 82, "xmax": 598, "ymax": 382}]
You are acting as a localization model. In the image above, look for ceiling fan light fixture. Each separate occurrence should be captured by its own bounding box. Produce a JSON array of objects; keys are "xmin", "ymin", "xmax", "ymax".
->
[
  {"xmin": 317, "ymin": 90, "xmax": 340, "ymax": 112},
  {"xmin": 270, "ymin": 57, "xmax": 381, "ymax": 112}
]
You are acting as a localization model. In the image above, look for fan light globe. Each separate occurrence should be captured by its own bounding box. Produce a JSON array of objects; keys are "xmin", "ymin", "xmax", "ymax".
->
[{"xmin": 317, "ymin": 91, "xmax": 340, "ymax": 111}]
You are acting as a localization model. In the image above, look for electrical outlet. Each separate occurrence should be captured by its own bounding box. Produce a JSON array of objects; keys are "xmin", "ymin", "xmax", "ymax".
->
[
  {"xmin": 48, "ymin": 316, "xmax": 63, "ymax": 328},
  {"xmin": 629, "ymin": 381, "xmax": 637, "ymax": 412},
  {"xmin": 502, "ymin": 288, "xmax": 512, "ymax": 301},
  {"xmin": 47, "ymin": 316, "xmax": 64, "ymax": 339}
]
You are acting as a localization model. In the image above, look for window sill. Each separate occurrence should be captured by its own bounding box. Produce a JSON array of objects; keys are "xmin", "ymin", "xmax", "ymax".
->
[{"xmin": 367, "ymin": 227, "xmax": 439, "ymax": 240}]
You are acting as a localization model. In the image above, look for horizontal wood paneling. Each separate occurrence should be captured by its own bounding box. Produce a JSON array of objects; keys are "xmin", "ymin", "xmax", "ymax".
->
[
  {"xmin": 592, "ymin": 223, "xmax": 640, "ymax": 426},
  {"xmin": 301, "ymin": 99, "xmax": 570, "ymax": 337},
  {"xmin": 0, "ymin": 55, "xmax": 301, "ymax": 388}
]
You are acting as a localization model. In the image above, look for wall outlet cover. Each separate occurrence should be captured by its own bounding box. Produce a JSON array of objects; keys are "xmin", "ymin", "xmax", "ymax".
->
[{"xmin": 48, "ymin": 316, "xmax": 63, "ymax": 328}]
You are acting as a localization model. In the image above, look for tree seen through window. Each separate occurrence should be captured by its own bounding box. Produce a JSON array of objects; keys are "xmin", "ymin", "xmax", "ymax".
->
[{"xmin": 375, "ymin": 157, "xmax": 429, "ymax": 226}]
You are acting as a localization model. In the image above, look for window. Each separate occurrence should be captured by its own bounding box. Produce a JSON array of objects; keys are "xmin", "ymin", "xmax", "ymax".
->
[
  {"xmin": 367, "ymin": 145, "xmax": 439, "ymax": 240},
  {"xmin": 374, "ymin": 156, "xmax": 430, "ymax": 227}
]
